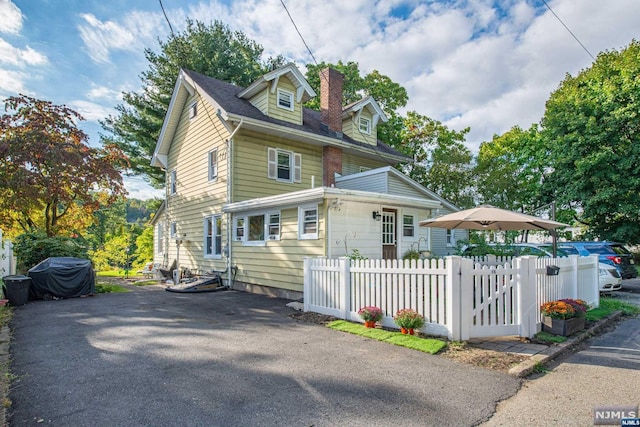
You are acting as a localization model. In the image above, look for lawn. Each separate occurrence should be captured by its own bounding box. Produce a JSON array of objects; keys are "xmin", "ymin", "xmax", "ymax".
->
[{"xmin": 327, "ymin": 320, "xmax": 447, "ymax": 354}]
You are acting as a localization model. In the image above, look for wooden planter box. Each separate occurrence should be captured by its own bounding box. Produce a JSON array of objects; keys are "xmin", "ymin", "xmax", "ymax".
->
[{"xmin": 542, "ymin": 316, "xmax": 586, "ymax": 336}]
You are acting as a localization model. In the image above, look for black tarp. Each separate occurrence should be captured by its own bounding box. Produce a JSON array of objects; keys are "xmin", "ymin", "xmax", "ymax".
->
[{"xmin": 28, "ymin": 257, "xmax": 95, "ymax": 299}]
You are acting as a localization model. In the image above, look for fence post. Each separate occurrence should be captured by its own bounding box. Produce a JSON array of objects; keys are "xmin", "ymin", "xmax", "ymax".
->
[
  {"xmin": 517, "ymin": 256, "xmax": 538, "ymax": 338},
  {"xmin": 339, "ymin": 257, "xmax": 351, "ymax": 319},
  {"xmin": 571, "ymin": 254, "xmax": 579, "ymax": 299},
  {"xmin": 446, "ymin": 256, "xmax": 462, "ymax": 340},
  {"xmin": 303, "ymin": 257, "xmax": 311, "ymax": 312}
]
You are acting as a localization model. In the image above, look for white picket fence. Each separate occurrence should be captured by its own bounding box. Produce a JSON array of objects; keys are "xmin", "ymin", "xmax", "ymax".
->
[{"xmin": 303, "ymin": 255, "xmax": 599, "ymax": 340}]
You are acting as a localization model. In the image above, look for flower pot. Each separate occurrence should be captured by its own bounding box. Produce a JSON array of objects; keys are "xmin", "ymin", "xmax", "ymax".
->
[
  {"xmin": 542, "ymin": 316, "xmax": 585, "ymax": 336},
  {"xmin": 364, "ymin": 320, "xmax": 376, "ymax": 328},
  {"xmin": 400, "ymin": 327, "xmax": 409, "ymax": 334},
  {"xmin": 409, "ymin": 328, "xmax": 414, "ymax": 335}
]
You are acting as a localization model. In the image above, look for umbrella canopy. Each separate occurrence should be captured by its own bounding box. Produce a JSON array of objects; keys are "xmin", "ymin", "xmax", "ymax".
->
[{"xmin": 419, "ymin": 205, "xmax": 568, "ymax": 231}]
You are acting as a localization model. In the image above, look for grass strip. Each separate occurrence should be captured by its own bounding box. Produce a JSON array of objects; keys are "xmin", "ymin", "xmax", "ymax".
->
[
  {"xmin": 534, "ymin": 331, "xmax": 567, "ymax": 343},
  {"xmin": 327, "ymin": 320, "xmax": 446, "ymax": 354},
  {"xmin": 587, "ymin": 297, "xmax": 640, "ymax": 321}
]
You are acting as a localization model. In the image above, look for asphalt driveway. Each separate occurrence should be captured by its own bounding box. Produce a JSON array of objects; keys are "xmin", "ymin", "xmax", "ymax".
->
[{"xmin": 8, "ymin": 286, "xmax": 520, "ymax": 426}]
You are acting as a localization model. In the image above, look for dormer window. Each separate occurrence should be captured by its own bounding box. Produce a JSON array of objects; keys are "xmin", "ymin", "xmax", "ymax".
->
[
  {"xmin": 188, "ymin": 101, "xmax": 197, "ymax": 119},
  {"xmin": 277, "ymin": 89, "xmax": 294, "ymax": 111},
  {"xmin": 359, "ymin": 117, "xmax": 371, "ymax": 134}
]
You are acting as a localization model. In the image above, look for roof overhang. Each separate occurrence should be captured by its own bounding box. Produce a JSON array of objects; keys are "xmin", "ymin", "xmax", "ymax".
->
[
  {"xmin": 151, "ymin": 69, "xmax": 230, "ymax": 169},
  {"xmin": 225, "ymin": 113, "xmax": 407, "ymax": 164},
  {"xmin": 223, "ymin": 186, "xmax": 440, "ymax": 214},
  {"xmin": 342, "ymin": 96, "xmax": 388, "ymax": 129}
]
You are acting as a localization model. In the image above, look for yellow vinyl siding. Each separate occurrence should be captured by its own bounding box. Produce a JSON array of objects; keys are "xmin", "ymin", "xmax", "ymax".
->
[
  {"xmin": 249, "ymin": 90, "xmax": 268, "ymax": 115},
  {"xmin": 164, "ymin": 95, "xmax": 231, "ymax": 273},
  {"xmin": 343, "ymin": 109, "xmax": 377, "ymax": 145},
  {"xmin": 266, "ymin": 77, "xmax": 303, "ymax": 125},
  {"xmin": 232, "ymin": 130, "xmax": 322, "ymax": 202},
  {"xmin": 231, "ymin": 207, "xmax": 325, "ymax": 292}
]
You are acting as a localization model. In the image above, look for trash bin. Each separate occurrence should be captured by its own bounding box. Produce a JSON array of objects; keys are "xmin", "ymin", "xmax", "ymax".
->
[{"xmin": 2, "ymin": 275, "xmax": 31, "ymax": 306}]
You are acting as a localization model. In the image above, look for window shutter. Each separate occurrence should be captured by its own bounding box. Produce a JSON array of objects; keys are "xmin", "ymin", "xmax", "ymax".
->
[
  {"xmin": 293, "ymin": 153, "xmax": 302, "ymax": 183},
  {"xmin": 268, "ymin": 147, "xmax": 276, "ymax": 179}
]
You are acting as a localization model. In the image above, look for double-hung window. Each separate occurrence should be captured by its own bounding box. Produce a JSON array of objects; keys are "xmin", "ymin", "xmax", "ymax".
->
[
  {"xmin": 298, "ymin": 205, "xmax": 318, "ymax": 240},
  {"xmin": 277, "ymin": 89, "xmax": 294, "ymax": 111},
  {"xmin": 235, "ymin": 212, "xmax": 280, "ymax": 246},
  {"xmin": 446, "ymin": 229, "xmax": 455, "ymax": 246},
  {"xmin": 208, "ymin": 149, "xmax": 218, "ymax": 181},
  {"xmin": 268, "ymin": 147, "xmax": 301, "ymax": 183},
  {"xmin": 188, "ymin": 101, "xmax": 197, "ymax": 119},
  {"xmin": 170, "ymin": 170, "xmax": 177, "ymax": 195},
  {"xmin": 359, "ymin": 116, "xmax": 371, "ymax": 134},
  {"xmin": 403, "ymin": 215, "xmax": 415, "ymax": 237},
  {"xmin": 170, "ymin": 221, "xmax": 177, "ymax": 238},
  {"xmin": 157, "ymin": 222, "xmax": 164, "ymax": 253},
  {"xmin": 204, "ymin": 215, "xmax": 222, "ymax": 258}
]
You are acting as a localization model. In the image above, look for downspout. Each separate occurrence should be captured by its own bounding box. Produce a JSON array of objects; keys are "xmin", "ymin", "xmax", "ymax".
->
[{"xmin": 225, "ymin": 119, "xmax": 243, "ymax": 288}]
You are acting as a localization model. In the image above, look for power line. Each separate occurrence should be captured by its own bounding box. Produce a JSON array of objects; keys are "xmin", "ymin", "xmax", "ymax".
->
[
  {"xmin": 541, "ymin": 0, "xmax": 595, "ymax": 61},
  {"xmin": 279, "ymin": 0, "xmax": 318, "ymax": 66},
  {"xmin": 159, "ymin": 0, "xmax": 175, "ymax": 36}
]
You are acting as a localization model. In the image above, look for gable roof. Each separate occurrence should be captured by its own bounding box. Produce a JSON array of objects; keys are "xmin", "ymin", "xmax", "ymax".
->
[
  {"xmin": 342, "ymin": 96, "xmax": 388, "ymax": 129},
  {"xmin": 237, "ymin": 62, "xmax": 315, "ymax": 103},
  {"xmin": 152, "ymin": 67, "xmax": 409, "ymax": 169}
]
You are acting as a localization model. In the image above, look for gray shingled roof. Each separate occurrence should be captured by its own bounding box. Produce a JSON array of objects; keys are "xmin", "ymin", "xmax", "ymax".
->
[{"xmin": 183, "ymin": 69, "xmax": 409, "ymax": 161}]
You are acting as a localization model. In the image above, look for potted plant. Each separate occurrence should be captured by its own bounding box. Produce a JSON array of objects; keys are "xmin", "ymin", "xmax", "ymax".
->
[
  {"xmin": 357, "ymin": 306, "xmax": 383, "ymax": 328},
  {"xmin": 540, "ymin": 298, "xmax": 589, "ymax": 336},
  {"xmin": 393, "ymin": 308, "xmax": 425, "ymax": 335}
]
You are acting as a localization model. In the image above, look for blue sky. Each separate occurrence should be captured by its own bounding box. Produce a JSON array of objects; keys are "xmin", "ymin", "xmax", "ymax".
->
[{"xmin": 2, "ymin": 0, "xmax": 639, "ymax": 199}]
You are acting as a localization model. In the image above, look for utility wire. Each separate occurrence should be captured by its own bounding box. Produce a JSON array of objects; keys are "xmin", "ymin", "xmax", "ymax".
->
[
  {"xmin": 159, "ymin": 0, "xmax": 175, "ymax": 36},
  {"xmin": 541, "ymin": 0, "xmax": 595, "ymax": 61},
  {"xmin": 279, "ymin": 0, "xmax": 318, "ymax": 66}
]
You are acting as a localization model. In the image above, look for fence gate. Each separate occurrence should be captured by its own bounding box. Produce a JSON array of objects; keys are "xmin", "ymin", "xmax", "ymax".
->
[{"xmin": 467, "ymin": 263, "xmax": 520, "ymax": 338}]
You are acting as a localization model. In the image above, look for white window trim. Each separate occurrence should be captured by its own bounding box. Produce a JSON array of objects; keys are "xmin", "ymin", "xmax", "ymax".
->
[
  {"xmin": 359, "ymin": 116, "xmax": 371, "ymax": 134},
  {"xmin": 298, "ymin": 205, "xmax": 319, "ymax": 240},
  {"xmin": 403, "ymin": 214, "xmax": 415, "ymax": 237},
  {"xmin": 446, "ymin": 229, "xmax": 455, "ymax": 247},
  {"xmin": 204, "ymin": 214, "xmax": 223, "ymax": 259},
  {"xmin": 208, "ymin": 149, "xmax": 218, "ymax": 182},
  {"xmin": 277, "ymin": 88, "xmax": 294, "ymax": 111},
  {"xmin": 267, "ymin": 147, "xmax": 301, "ymax": 183},
  {"xmin": 236, "ymin": 211, "xmax": 281, "ymax": 246},
  {"xmin": 157, "ymin": 222, "xmax": 164, "ymax": 254},
  {"xmin": 189, "ymin": 101, "xmax": 197, "ymax": 120},
  {"xmin": 170, "ymin": 169, "xmax": 177, "ymax": 195}
]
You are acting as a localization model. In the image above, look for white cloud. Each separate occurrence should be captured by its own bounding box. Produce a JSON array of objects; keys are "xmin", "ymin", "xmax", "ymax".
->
[
  {"xmin": 77, "ymin": 11, "xmax": 164, "ymax": 63},
  {"xmin": 69, "ymin": 100, "xmax": 115, "ymax": 122},
  {"xmin": 0, "ymin": 38, "xmax": 47, "ymax": 67},
  {"xmin": 0, "ymin": 67, "xmax": 28, "ymax": 94},
  {"xmin": 123, "ymin": 176, "xmax": 164, "ymax": 200},
  {"xmin": 87, "ymin": 84, "xmax": 121, "ymax": 102},
  {"xmin": 0, "ymin": 0, "xmax": 22, "ymax": 34}
]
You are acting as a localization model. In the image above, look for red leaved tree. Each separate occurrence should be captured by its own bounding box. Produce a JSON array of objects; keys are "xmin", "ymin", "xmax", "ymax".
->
[{"xmin": 0, "ymin": 95, "xmax": 128, "ymax": 237}]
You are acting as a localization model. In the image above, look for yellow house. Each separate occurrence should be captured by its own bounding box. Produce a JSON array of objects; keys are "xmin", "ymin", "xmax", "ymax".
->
[{"xmin": 151, "ymin": 63, "xmax": 463, "ymax": 299}]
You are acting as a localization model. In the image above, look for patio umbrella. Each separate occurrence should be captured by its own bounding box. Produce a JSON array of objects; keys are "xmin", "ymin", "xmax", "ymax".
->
[{"xmin": 418, "ymin": 205, "xmax": 568, "ymax": 231}]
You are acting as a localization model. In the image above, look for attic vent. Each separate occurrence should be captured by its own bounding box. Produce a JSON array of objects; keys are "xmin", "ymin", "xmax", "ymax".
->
[{"xmin": 277, "ymin": 89, "xmax": 294, "ymax": 111}]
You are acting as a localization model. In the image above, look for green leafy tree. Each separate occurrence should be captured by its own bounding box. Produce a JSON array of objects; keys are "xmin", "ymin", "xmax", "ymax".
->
[
  {"xmin": 304, "ymin": 61, "xmax": 408, "ymax": 147},
  {"xmin": 13, "ymin": 231, "xmax": 89, "ymax": 272},
  {"xmin": 542, "ymin": 40, "xmax": 640, "ymax": 242},
  {"xmin": 0, "ymin": 95, "xmax": 127, "ymax": 237},
  {"xmin": 397, "ymin": 112, "xmax": 474, "ymax": 208},
  {"xmin": 133, "ymin": 225, "xmax": 154, "ymax": 269},
  {"xmin": 101, "ymin": 20, "xmax": 284, "ymax": 187}
]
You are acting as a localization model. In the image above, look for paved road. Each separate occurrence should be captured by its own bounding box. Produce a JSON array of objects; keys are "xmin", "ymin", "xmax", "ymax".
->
[
  {"xmin": 483, "ymin": 292, "xmax": 640, "ymax": 426},
  {"xmin": 9, "ymin": 287, "xmax": 520, "ymax": 426}
]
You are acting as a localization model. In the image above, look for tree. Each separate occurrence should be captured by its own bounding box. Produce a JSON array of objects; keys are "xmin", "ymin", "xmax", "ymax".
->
[
  {"xmin": 475, "ymin": 125, "xmax": 553, "ymax": 213},
  {"xmin": 304, "ymin": 61, "xmax": 408, "ymax": 147},
  {"xmin": 396, "ymin": 112, "xmax": 474, "ymax": 208},
  {"xmin": 542, "ymin": 40, "xmax": 640, "ymax": 242},
  {"xmin": 101, "ymin": 20, "xmax": 284, "ymax": 186},
  {"xmin": 0, "ymin": 95, "xmax": 127, "ymax": 237}
]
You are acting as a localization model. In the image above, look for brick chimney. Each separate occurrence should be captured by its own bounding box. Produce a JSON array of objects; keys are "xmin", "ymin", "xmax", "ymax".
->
[{"xmin": 320, "ymin": 68, "xmax": 343, "ymax": 187}]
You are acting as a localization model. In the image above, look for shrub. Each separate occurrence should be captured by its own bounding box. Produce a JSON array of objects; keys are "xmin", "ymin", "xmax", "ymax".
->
[{"xmin": 13, "ymin": 231, "xmax": 89, "ymax": 272}]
